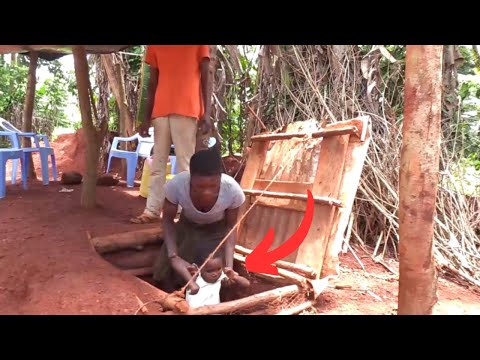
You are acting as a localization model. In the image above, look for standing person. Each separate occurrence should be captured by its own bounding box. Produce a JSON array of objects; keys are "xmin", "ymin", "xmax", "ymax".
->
[{"xmin": 131, "ymin": 45, "xmax": 213, "ymax": 224}]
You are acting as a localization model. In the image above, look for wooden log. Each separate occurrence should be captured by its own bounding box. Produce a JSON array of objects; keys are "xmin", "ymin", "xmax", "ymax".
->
[
  {"xmin": 234, "ymin": 252, "xmax": 312, "ymax": 289},
  {"xmin": 243, "ymin": 189, "xmax": 342, "ymax": 207},
  {"xmin": 102, "ymin": 244, "xmax": 161, "ymax": 269},
  {"xmin": 250, "ymin": 126, "xmax": 358, "ymax": 142},
  {"xmin": 132, "ymin": 279, "xmax": 188, "ymax": 315},
  {"xmin": 185, "ymin": 284, "xmax": 301, "ymax": 315},
  {"xmin": 275, "ymin": 300, "xmax": 315, "ymax": 315},
  {"xmin": 160, "ymin": 291, "xmax": 189, "ymax": 313},
  {"xmin": 92, "ymin": 227, "xmax": 164, "ymax": 254},
  {"xmin": 250, "ymin": 272, "xmax": 292, "ymax": 287},
  {"xmin": 235, "ymin": 245, "xmax": 318, "ymax": 279}
]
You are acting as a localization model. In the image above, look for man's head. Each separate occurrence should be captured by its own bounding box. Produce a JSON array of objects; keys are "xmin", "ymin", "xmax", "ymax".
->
[
  {"xmin": 189, "ymin": 149, "xmax": 223, "ymax": 207},
  {"xmin": 195, "ymin": 245, "xmax": 225, "ymax": 284}
]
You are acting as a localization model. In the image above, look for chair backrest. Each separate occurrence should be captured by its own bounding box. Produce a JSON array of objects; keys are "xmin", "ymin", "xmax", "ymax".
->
[
  {"xmin": 137, "ymin": 137, "xmax": 154, "ymax": 158},
  {"xmin": 0, "ymin": 131, "xmax": 21, "ymax": 148},
  {"xmin": 0, "ymin": 117, "xmax": 21, "ymax": 133}
]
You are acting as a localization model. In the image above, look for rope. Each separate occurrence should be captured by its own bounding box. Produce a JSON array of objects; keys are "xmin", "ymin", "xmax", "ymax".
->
[{"xmin": 180, "ymin": 165, "xmax": 285, "ymax": 294}]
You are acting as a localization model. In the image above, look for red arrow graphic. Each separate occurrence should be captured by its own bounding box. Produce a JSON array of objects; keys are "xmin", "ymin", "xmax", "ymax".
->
[{"xmin": 245, "ymin": 190, "xmax": 315, "ymax": 275}]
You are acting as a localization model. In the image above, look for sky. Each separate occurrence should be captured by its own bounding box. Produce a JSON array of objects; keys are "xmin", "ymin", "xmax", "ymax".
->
[{"xmin": 37, "ymin": 55, "xmax": 80, "ymax": 128}]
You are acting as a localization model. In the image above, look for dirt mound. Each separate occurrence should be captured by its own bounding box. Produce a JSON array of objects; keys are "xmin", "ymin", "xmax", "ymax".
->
[{"xmin": 53, "ymin": 130, "xmax": 87, "ymax": 175}]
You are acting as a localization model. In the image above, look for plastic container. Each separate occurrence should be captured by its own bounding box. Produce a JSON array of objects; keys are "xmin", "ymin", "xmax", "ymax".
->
[{"xmin": 139, "ymin": 156, "xmax": 176, "ymax": 199}]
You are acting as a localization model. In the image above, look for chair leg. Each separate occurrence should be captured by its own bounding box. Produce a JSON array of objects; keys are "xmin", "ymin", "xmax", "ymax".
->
[
  {"xmin": 11, "ymin": 158, "xmax": 18, "ymax": 185},
  {"xmin": 0, "ymin": 157, "xmax": 6, "ymax": 199},
  {"xmin": 126, "ymin": 157, "xmax": 137, "ymax": 188},
  {"xmin": 40, "ymin": 150, "xmax": 50, "ymax": 185},
  {"xmin": 25, "ymin": 153, "xmax": 30, "ymax": 180},
  {"xmin": 106, "ymin": 154, "xmax": 113, "ymax": 174},
  {"xmin": 20, "ymin": 155, "xmax": 28, "ymax": 190},
  {"xmin": 51, "ymin": 154, "xmax": 58, "ymax": 182}
]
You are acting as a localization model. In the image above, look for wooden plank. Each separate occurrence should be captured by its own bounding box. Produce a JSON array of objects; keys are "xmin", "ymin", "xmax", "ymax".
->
[
  {"xmin": 251, "ymin": 126, "xmax": 358, "ymax": 142},
  {"xmin": 321, "ymin": 118, "xmax": 372, "ymax": 277},
  {"xmin": 294, "ymin": 133, "xmax": 351, "ymax": 277},
  {"xmin": 237, "ymin": 140, "xmax": 270, "ymax": 246},
  {"xmin": 252, "ymin": 180, "xmax": 312, "ymax": 194},
  {"xmin": 325, "ymin": 117, "xmax": 369, "ymax": 141},
  {"xmin": 244, "ymin": 189, "xmax": 342, "ymax": 207}
]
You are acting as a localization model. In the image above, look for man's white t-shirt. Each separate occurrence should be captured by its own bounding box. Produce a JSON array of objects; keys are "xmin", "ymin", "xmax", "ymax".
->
[{"xmin": 164, "ymin": 172, "xmax": 246, "ymax": 224}]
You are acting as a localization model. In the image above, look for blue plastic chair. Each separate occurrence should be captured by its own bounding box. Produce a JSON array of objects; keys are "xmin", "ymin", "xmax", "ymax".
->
[
  {"xmin": 0, "ymin": 117, "xmax": 57, "ymax": 185},
  {"xmin": 0, "ymin": 132, "xmax": 28, "ymax": 199},
  {"xmin": 106, "ymin": 132, "xmax": 155, "ymax": 187}
]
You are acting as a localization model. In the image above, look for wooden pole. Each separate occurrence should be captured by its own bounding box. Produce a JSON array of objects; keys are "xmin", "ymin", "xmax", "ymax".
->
[
  {"xmin": 22, "ymin": 52, "xmax": 38, "ymax": 179},
  {"xmin": 243, "ymin": 189, "xmax": 342, "ymax": 207},
  {"xmin": 235, "ymin": 245, "xmax": 318, "ymax": 278},
  {"xmin": 91, "ymin": 227, "xmax": 163, "ymax": 254},
  {"xmin": 398, "ymin": 45, "xmax": 443, "ymax": 315},
  {"xmin": 73, "ymin": 46, "xmax": 100, "ymax": 209},
  {"xmin": 234, "ymin": 252, "xmax": 311, "ymax": 288},
  {"xmin": 184, "ymin": 284, "xmax": 301, "ymax": 315},
  {"xmin": 250, "ymin": 126, "xmax": 359, "ymax": 142},
  {"xmin": 101, "ymin": 54, "xmax": 134, "ymax": 177}
]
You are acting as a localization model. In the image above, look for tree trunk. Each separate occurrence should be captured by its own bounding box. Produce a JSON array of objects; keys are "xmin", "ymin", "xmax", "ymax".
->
[
  {"xmin": 398, "ymin": 45, "xmax": 443, "ymax": 315},
  {"xmin": 101, "ymin": 54, "xmax": 134, "ymax": 177},
  {"xmin": 101, "ymin": 54, "xmax": 134, "ymax": 136},
  {"xmin": 22, "ymin": 52, "xmax": 38, "ymax": 179},
  {"xmin": 73, "ymin": 46, "xmax": 100, "ymax": 209},
  {"xmin": 136, "ymin": 54, "xmax": 149, "ymax": 129},
  {"xmin": 94, "ymin": 55, "xmax": 111, "ymax": 173}
]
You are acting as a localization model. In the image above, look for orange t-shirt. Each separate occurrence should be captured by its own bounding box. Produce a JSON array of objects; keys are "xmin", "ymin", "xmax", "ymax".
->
[{"xmin": 145, "ymin": 45, "xmax": 210, "ymax": 120}]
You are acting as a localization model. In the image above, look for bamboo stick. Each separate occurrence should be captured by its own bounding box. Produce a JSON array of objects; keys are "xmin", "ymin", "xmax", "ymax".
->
[
  {"xmin": 235, "ymin": 245, "xmax": 318, "ymax": 279},
  {"xmin": 234, "ymin": 252, "xmax": 310, "ymax": 289}
]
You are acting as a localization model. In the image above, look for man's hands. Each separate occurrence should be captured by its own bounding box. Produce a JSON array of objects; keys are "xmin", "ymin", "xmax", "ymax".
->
[
  {"xmin": 170, "ymin": 256, "xmax": 201, "ymax": 294},
  {"xmin": 198, "ymin": 114, "xmax": 212, "ymax": 135},
  {"xmin": 138, "ymin": 120, "xmax": 151, "ymax": 137}
]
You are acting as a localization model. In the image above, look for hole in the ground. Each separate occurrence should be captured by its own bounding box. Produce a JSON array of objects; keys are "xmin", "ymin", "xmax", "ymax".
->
[
  {"xmin": 91, "ymin": 232, "xmax": 312, "ymax": 314},
  {"xmin": 89, "ymin": 227, "xmax": 316, "ymax": 314}
]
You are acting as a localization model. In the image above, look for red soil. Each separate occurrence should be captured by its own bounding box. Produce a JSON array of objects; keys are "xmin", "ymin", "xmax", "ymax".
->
[{"xmin": 1, "ymin": 130, "xmax": 479, "ymax": 315}]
